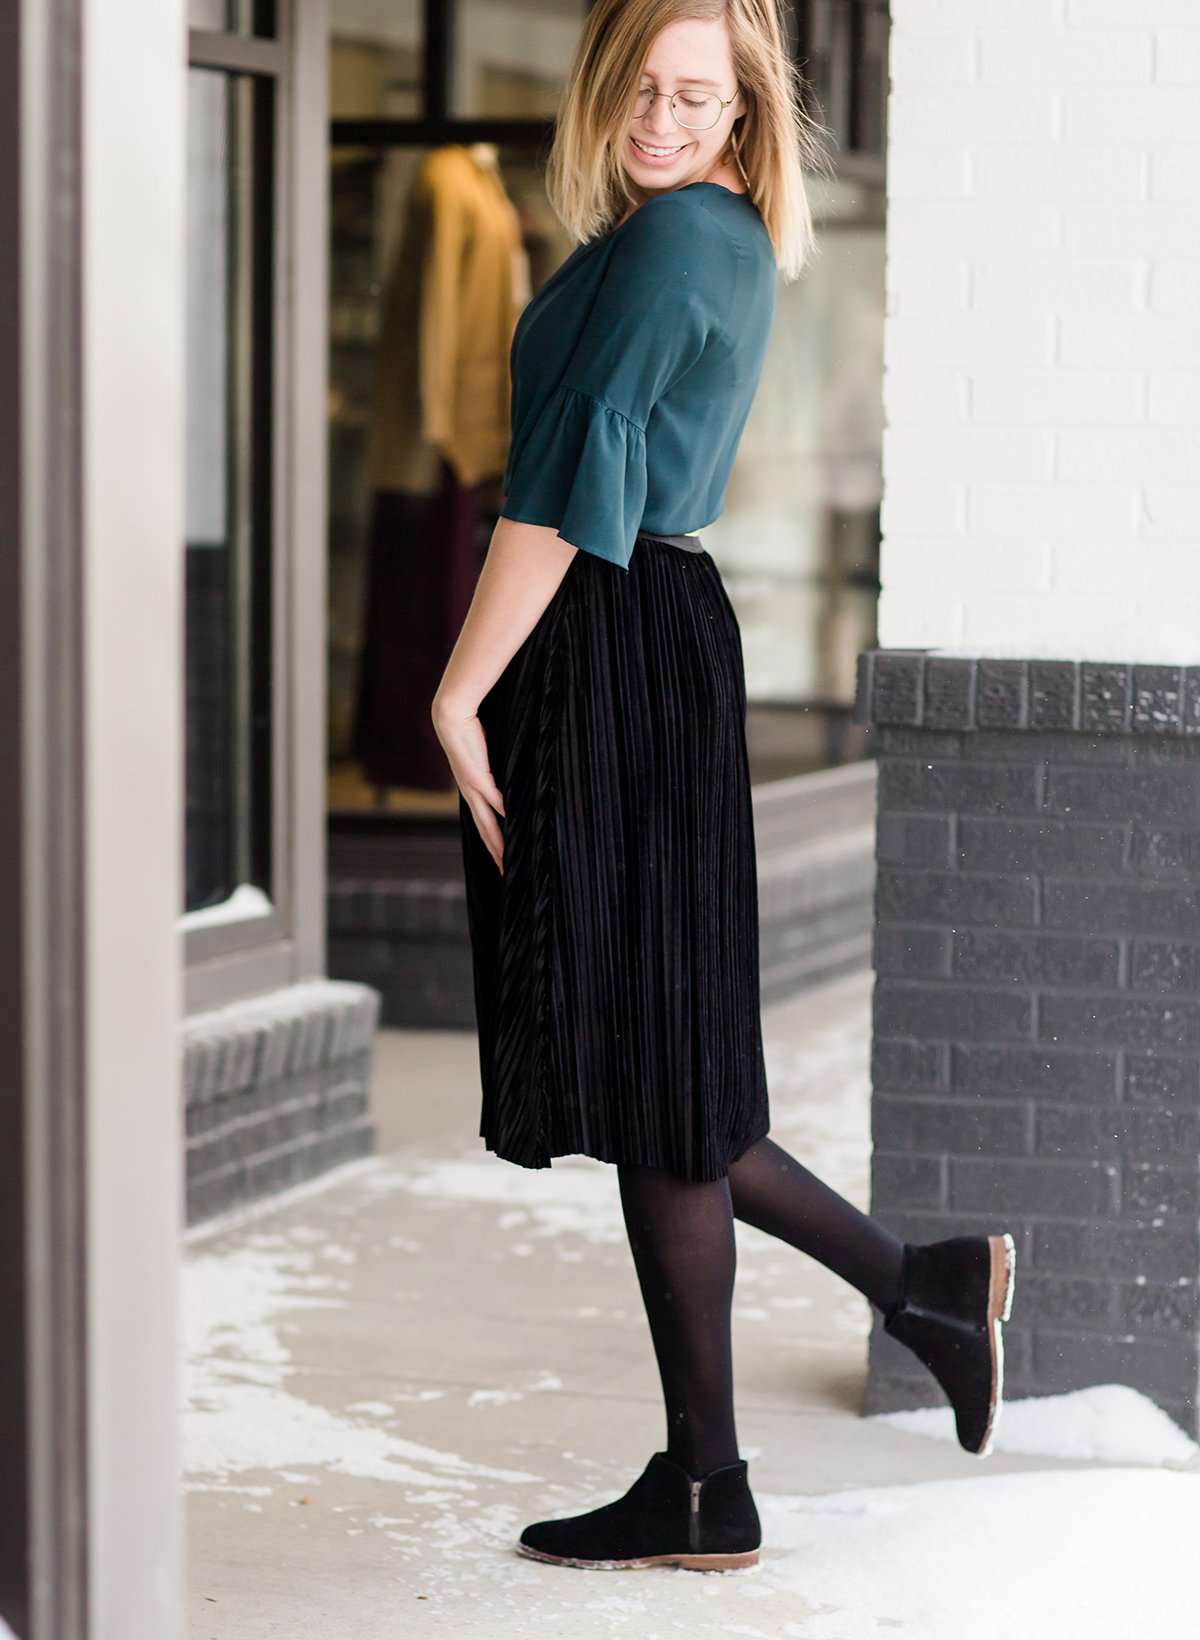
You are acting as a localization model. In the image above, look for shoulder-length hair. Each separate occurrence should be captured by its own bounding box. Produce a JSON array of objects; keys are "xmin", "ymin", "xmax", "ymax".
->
[{"xmin": 544, "ymin": 0, "xmax": 834, "ymax": 283}]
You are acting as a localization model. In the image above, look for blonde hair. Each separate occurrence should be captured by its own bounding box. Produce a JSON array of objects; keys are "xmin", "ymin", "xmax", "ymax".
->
[{"xmin": 544, "ymin": 0, "xmax": 834, "ymax": 283}]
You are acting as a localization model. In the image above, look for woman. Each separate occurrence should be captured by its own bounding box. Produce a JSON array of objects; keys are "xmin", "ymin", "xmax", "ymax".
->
[{"xmin": 433, "ymin": 0, "xmax": 1016, "ymax": 1574}]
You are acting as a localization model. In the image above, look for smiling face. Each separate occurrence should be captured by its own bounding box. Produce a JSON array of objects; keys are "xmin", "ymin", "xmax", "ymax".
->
[{"xmin": 624, "ymin": 15, "xmax": 747, "ymax": 196}]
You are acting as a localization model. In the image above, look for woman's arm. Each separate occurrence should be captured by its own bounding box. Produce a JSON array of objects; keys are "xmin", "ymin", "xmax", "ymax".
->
[{"xmin": 432, "ymin": 515, "xmax": 578, "ymax": 875}]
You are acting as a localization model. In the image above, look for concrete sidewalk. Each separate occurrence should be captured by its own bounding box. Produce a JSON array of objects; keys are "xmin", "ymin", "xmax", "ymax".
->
[{"xmin": 183, "ymin": 969, "xmax": 1199, "ymax": 1638}]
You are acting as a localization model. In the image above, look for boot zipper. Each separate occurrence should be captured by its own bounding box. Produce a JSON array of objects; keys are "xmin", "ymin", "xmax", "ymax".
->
[{"xmin": 689, "ymin": 1478, "xmax": 701, "ymax": 1553}]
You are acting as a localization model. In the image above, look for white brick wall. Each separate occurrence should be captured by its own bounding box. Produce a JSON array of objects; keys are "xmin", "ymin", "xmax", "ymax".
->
[{"xmin": 878, "ymin": 0, "xmax": 1200, "ymax": 662}]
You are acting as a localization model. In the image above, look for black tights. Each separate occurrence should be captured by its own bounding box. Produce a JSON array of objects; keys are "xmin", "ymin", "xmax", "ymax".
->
[{"xmin": 616, "ymin": 1136, "xmax": 906, "ymax": 1479}]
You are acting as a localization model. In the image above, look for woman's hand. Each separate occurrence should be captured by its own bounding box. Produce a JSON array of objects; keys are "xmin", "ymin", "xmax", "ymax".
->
[
  {"xmin": 430, "ymin": 517, "xmax": 578, "ymax": 880},
  {"xmin": 433, "ymin": 694, "xmax": 506, "ymax": 876}
]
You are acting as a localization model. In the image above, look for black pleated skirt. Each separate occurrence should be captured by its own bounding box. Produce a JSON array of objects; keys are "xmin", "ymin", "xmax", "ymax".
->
[{"xmin": 457, "ymin": 529, "xmax": 771, "ymax": 1183}]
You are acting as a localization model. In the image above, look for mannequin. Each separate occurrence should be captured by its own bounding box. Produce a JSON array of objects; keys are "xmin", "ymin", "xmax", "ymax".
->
[{"xmin": 352, "ymin": 145, "xmax": 530, "ymax": 796}]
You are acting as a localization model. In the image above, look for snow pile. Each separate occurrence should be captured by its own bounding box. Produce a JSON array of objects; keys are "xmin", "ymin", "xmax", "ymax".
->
[
  {"xmin": 760, "ymin": 1466, "xmax": 1200, "ymax": 1639},
  {"xmin": 871, "ymin": 1380, "xmax": 1198, "ymax": 1465}
]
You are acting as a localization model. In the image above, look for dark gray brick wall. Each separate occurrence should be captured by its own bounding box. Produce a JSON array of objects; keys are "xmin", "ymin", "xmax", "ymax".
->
[
  {"xmin": 183, "ymin": 979, "xmax": 380, "ymax": 1226},
  {"xmin": 328, "ymin": 766, "xmax": 879, "ymax": 1026},
  {"xmin": 856, "ymin": 652, "xmax": 1200, "ymax": 1438}
]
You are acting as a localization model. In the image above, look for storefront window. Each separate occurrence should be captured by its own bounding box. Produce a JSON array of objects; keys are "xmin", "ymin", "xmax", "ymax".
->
[
  {"xmin": 448, "ymin": 0, "xmax": 591, "ymax": 117},
  {"xmin": 327, "ymin": 0, "xmax": 886, "ymax": 811},
  {"xmin": 184, "ymin": 59, "xmax": 275, "ymax": 912},
  {"xmin": 709, "ymin": 174, "xmax": 883, "ymax": 778},
  {"xmin": 190, "ymin": 0, "xmax": 278, "ymax": 36},
  {"xmin": 331, "ymin": 1, "xmax": 423, "ymax": 119},
  {"xmin": 328, "ymin": 141, "xmax": 561, "ymax": 812}
]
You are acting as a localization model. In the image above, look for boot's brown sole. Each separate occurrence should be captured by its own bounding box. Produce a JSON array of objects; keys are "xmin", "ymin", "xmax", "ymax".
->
[
  {"xmin": 974, "ymin": 1231, "xmax": 1017, "ymax": 1460},
  {"xmin": 516, "ymin": 1542, "xmax": 759, "ymax": 1571}
]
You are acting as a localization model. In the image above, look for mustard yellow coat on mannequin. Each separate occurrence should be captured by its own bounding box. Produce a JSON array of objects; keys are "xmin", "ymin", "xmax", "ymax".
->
[{"xmin": 367, "ymin": 145, "xmax": 529, "ymax": 495}]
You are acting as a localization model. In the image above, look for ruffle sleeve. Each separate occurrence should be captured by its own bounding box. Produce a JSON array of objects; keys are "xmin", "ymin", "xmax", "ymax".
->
[
  {"xmin": 499, "ymin": 192, "xmax": 738, "ymax": 571},
  {"xmin": 500, "ymin": 382, "xmax": 647, "ymax": 570}
]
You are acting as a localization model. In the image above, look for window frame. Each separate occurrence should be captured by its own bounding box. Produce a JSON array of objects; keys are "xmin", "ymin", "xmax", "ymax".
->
[{"xmin": 184, "ymin": 1, "xmax": 327, "ymax": 1011}]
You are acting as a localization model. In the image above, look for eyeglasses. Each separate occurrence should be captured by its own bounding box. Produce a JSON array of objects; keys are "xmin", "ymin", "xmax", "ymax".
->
[{"xmin": 632, "ymin": 85, "xmax": 738, "ymax": 132}]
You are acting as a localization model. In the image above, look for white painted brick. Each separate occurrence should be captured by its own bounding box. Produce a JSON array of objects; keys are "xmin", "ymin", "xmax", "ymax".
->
[
  {"xmin": 883, "ymin": 367, "xmax": 970, "ymax": 423},
  {"xmin": 889, "ymin": 200, "xmax": 1061, "ymax": 258},
  {"xmin": 1069, "ymin": 0, "xmax": 1199, "ymax": 25},
  {"xmin": 1150, "ymin": 144, "xmax": 1200, "ymax": 199},
  {"xmin": 1146, "ymin": 372, "xmax": 1200, "ymax": 424},
  {"xmin": 980, "ymin": 30, "xmax": 1152, "ymax": 83},
  {"xmin": 889, "ymin": 32, "xmax": 977, "ymax": 85},
  {"xmin": 1054, "ymin": 539, "xmax": 1200, "ymax": 591},
  {"xmin": 877, "ymin": 591, "xmax": 965, "ymax": 653},
  {"xmin": 885, "ymin": 426, "xmax": 1054, "ymax": 482},
  {"xmin": 887, "ymin": 313, "xmax": 1056, "ymax": 369},
  {"xmin": 896, "ymin": 0, "xmax": 1058, "ymax": 28},
  {"xmin": 1063, "ymin": 204, "xmax": 1200, "ymax": 257},
  {"xmin": 1142, "ymin": 485, "xmax": 1200, "ymax": 537},
  {"xmin": 972, "ymin": 258, "xmax": 1144, "ymax": 311},
  {"xmin": 887, "ymin": 257, "xmax": 970, "ymax": 317},
  {"xmin": 1156, "ymin": 30, "xmax": 1200, "ymax": 81},
  {"xmin": 886, "ymin": 144, "xmax": 973, "ymax": 201},
  {"xmin": 1057, "ymin": 428, "xmax": 1200, "ymax": 481},
  {"xmin": 1062, "ymin": 88, "xmax": 1200, "ymax": 142},
  {"xmin": 1052, "ymin": 540, "xmax": 1129, "ymax": 589},
  {"xmin": 891, "ymin": 87, "xmax": 1058, "ymax": 146},
  {"xmin": 970, "ymin": 142, "xmax": 1143, "ymax": 200},
  {"xmin": 968, "ymin": 481, "xmax": 1140, "ymax": 536},
  {"xmin": 1130, "ymin": 599, "xmax": 1200, "ymax": 664},
  {"xmin": 1060, "ymin": 310, "xmax": 1200, "ymax": 368},
  {"xmin": 959, "ymin": 590, "xmax": 1142, "ymax": 659},
  {"xmin": 879, "ymin": 478, "xmax": 967, "ymax": 537},
  {"xmin": 1148, "ymin": 259, "xmax": 1200, "ymax": 314},
  {"xmin": 970, "ymin": 369, "xmax": 1142, "ymax": 425},
  {"xmin": 882, "ymin": 536, "xmax": 1052, "ymax": 593},
  {"xmin": 883, "ymin": 0, "xmax": 1200, "ymax": 662}
]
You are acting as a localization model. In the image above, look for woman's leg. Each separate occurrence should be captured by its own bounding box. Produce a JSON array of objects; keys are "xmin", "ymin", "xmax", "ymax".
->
[
  {"xmin": 726, "ymin": 1136, "xmax": 905, "ymax": 1317},
  {"xmin": 616, "ymin": 1162, "xmax": 742, "ymax": 1479}
]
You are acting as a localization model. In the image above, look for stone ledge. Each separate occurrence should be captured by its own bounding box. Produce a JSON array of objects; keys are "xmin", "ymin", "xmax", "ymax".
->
[
  {"xmin": 182, "ymin": 978, "xmax": 380, "ymax": 1225},
  {"xmin": 855, "ymin": 650, "xmax": 1200, "ymax": 736},
  {"xmin": 183, "ymin": 978, "xmax": 380, "ymax": 1106}
]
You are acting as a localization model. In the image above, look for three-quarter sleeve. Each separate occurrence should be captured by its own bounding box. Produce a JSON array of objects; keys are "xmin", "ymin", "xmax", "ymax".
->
[{"xmin": 500, "ymin": 194, "xmax": 737, "ymax": 570}]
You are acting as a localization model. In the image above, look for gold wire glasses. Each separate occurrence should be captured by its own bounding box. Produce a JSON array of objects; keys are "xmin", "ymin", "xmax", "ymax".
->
[{"xmin": 632, "ymin": 85, "xmax": 738, "ymax": 131}]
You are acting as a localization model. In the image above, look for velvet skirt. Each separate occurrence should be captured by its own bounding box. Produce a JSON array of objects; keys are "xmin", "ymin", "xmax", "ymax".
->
[{"xmin": 457, "ymin": 529, "xmax": 772, "ymax": 1183}]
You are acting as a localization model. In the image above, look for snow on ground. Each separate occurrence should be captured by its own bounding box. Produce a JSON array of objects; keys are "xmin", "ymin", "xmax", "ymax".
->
[
  {"xmin": 183, "ymin": 1191, "xmax": 1200, "ymax": 1640},
  {"xmin": 758, "ymin": 1466, "xmax": 1199, "ymax": 1639},
  {"xmin": 184, "ymin": 1231, "xmax": 540, "ymax": 1491},
  {"xmin": 183, "ymin": 979, "xmax": 1200, "ymax": 1637}
]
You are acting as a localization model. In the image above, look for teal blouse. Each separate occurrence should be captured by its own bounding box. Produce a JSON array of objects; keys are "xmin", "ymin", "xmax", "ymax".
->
[{"xmin": 499, "ymin": 180, "xmax": 777, "ymax": 571}]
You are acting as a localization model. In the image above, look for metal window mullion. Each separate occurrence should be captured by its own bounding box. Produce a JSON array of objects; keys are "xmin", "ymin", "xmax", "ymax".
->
[
  {"xmin": 188, "ymin": 27, "xmax": 282, "ymax": 76},
  {"xmin": 230, "ymin": 74, "xmax": 254, "ymax": 893},
  {"xmin": 425, "ymin": 0, "xmax": 448, "ymax": 123},
  {"xmin": 270, "ymin": 0, "xmax": 292, "ymax": 941}
]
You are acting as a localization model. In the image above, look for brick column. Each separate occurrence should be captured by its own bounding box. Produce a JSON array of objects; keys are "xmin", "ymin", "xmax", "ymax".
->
[{"xmin": 857, "ymin": 652, "xmax": 1200, "ymax": 1435}]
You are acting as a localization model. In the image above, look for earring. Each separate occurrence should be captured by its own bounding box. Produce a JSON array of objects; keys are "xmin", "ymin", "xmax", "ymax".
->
[{"xmin": 729, "ymin": 122, "xmax": 750, "ymax": 186}]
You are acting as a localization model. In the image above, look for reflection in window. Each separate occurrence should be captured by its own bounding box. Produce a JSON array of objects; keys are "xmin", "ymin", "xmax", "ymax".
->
[
  {"xmin": 449, "ymin": 0, "xmax": 590, "ymax": 117},
  {"xmin": 704, "ymin": 175, "xmax": 884, "ymax": 777},
  {"xmin": 331, "ymin": 0, "xmax": 423, "ymax": 119},
  {"xmin": 185, "ymin": 67, "xmax": 275, "ymax": 910},
  {"xmin": 329, "ymin": 144, "xmax": 558, "ymax": 812},
  {"xmin": 798, "ymin": 0, "xmax": 889, "ymax": 162},
  {"xmin": 189, "ymin": 0, "xmax": 278, "ymax": 35},
  {"xmin": 325, "ymin": 2, "xmax": 886, "ymax": 791}
]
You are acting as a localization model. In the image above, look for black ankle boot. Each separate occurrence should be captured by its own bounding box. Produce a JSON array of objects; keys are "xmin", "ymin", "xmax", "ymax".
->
[
  {"xmin": 882, "ymin": 1232, "xmax": 1017, "ymax": 1458},
  {"xmin": 516, "ymin": 1451, "xmax": 761, "ymax": 1571}
]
